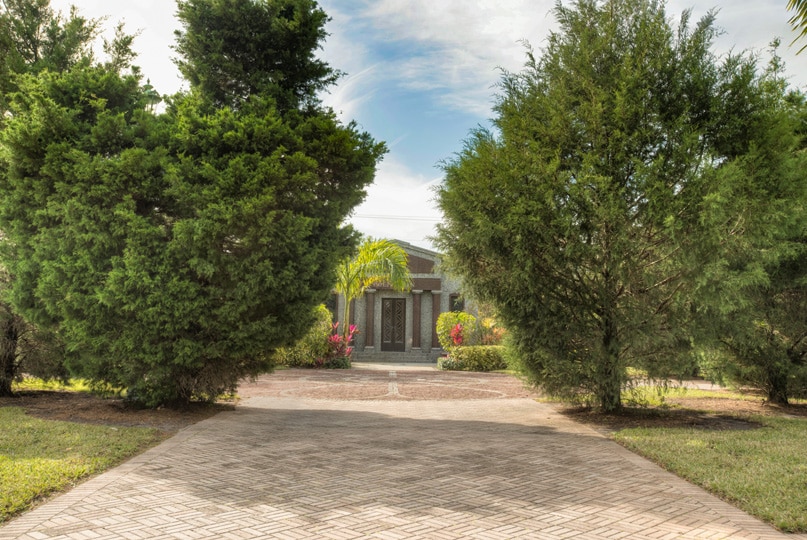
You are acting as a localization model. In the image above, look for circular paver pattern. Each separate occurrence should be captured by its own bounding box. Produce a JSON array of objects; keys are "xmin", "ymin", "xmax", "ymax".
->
[{"xmin": 237, "ymin": 364, "xmax": 537, "ymax": 400}]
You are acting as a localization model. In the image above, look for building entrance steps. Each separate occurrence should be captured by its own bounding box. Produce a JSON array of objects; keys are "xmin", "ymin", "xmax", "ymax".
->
[{"xmin": 3, "ymin": 368, "xmax": 803, "ymax": 540}]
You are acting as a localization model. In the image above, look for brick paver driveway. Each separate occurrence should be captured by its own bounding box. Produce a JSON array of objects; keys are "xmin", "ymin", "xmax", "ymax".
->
[{"xmin": 2, "ymin": 363, "xmax": 800, "ymax": 540}]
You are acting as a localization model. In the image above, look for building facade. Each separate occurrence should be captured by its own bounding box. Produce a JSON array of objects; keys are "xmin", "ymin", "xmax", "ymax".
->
[{"xmin": 335, "ymin": 241, "xmax": 466, "ymax": 363}]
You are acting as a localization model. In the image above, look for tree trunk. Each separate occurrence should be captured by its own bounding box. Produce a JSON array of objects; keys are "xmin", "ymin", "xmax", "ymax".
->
[
  {"xmin": 0, "ymin": 318, "xmax": 19, "ymax": 397},
  {"xmin": 766, "ymin": 364, "xmax": 789, "ymax": 405},
  {"xmin": 597, "ymin": 310, "xmax": 623, "ymax": 413}
]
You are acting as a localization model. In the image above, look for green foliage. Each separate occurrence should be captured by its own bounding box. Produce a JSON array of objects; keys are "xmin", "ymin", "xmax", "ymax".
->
[
  {"xmin": 0, "ymin": 2, "xmax": 384, "ymax": 406},
  {"xmin": 698, "ymin": 340, "xmax": 807, "ymax": 402},
  {"xmin": 274, "ymin": 305, "xmax": 333, "ymax": 367},
  {"xmin": 334, "ymin": 238, "xmax": 411, "ymax": 337},
  {"xmin": 435, "ymin": 0, "xmax": 803, "ymax": 412},
  {"xmin": 174, "ymin": 0, "xmax": 337, "ymax": 110},
  {"xmin": 701, "ymin": 69, "xmax": 807, "ymax": 405},
  {"xmin": 0, "ymin": 0, "xmax": 101, "ymax": 394},
  {"xmin": 477, "ymin": 316, "xmax": 506, "ymax": 346},
  {"xmin": 614, "ymin": 416, "xmax": 807, "ymax": 533},
  {"xmin": 321, "ymin": 356, "xmax": 351, "ymax": 369},
  {"xmin": 271, "ymin": 305, "xmax": 354, "ymax": 369},
  {"xmin": 788, "ymin": 0, "xmax": 807, "ymax": 53},
  {"xmin": 438, "ymin": 345, "xmax": 506, "ymax": 372},
  {"xmin": 0, "ymin": 407, "xmax": 161, "ymax": 523},
  {"xmin": 0, "ymin": 0, "xmax": 101, "ymax": 114},
  {"xmin": 12, "ymin": 377, "xmax": 91, "ymax": 392},
  {"xmin": 435, "ymin": 311, "xmax": 478, "ymax": 350}
]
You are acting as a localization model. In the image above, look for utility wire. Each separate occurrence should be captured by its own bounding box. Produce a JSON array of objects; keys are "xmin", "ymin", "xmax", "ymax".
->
[{"xmin": 352, "ymin": 214, "xmax": 442, "ymax": 222}]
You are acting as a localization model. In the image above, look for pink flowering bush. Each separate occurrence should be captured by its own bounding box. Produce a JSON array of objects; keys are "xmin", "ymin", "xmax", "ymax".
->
[
  {"xmin": 436, "ymin": 311, "xmax": 478, "ymax": 351},
  {"xmin": 316, "ymin": 322, "xmax": 356, "ymax": 369}
]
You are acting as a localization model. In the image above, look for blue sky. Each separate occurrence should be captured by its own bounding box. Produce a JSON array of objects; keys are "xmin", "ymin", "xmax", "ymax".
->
[{"xmin": 50, "ymin": 1, "xmax": 807, "ymax": 250}]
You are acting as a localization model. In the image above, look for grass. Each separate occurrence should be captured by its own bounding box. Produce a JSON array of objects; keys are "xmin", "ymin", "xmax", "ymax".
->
[
  {"xmin": 623, "ymin": 384, "xmax": 761, "ymax": 406},
  {"xmin": 613, "ymin": 414, "xmax": 807, "ymax": 533},
  {"xmin": 12, "ymin": 377, "xmax": 93, "ymax": 392},
  {"xmin": 0, "ymin": 407, "xmax": 164, "ymax": 523}
]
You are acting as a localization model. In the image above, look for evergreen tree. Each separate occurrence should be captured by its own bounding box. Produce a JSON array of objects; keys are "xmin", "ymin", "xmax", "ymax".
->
[
  {"xmin": 0, "ymin": 0, "xmax": 384, "ymax": 405},
  {"xmin": 0, "ymin": 0, "xmax": 100, "ymax": 113},
  {"xmin": 0, "ymin": 0, "xmax": 103, "ymax": 395},
  {"xmin": 435, "ymin": 0, "xmax": 801, "ymax": 411},
  {"xmin": 173, "ymin": 0, "xmax": 338, "ymax": 110},
  {"xmin": 707, "ymin": 81, "xmax": 807, "ymax": 404}
]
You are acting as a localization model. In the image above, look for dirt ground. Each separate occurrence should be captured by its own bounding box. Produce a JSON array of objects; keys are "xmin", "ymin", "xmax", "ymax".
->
[
  {"xmin": 0, "ymin": 389, "xmax": 231, "ymax": 433},
  {"xmin": 2, "ymin": 369, "xmax": 805, "ymax": 434},
  {"xmin": 561, "ymin": 392, "xmax": 807, "ymax": 434}
]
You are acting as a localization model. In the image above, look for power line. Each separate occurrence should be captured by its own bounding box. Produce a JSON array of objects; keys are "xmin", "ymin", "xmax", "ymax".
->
[{"xmin": 352, "ymin": 214, "xmax": 442, "ymax": 222}]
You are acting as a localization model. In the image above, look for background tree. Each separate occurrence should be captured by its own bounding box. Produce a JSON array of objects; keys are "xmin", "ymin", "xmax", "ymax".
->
[
  {"xmin": 0, "ymin": 0, "xmax": 385, "ymax": 406},
  {"xmin": 173, "ymin": 0, "xmax": 338, "ymax": 110},
  {"xmin": 704, "ymin": 82, "xmax": 807, "ymax": 405},
  {"xmin": 0, "ymin": 0, "xmax": 105, "ymax": 395},
  {"xmin": 435, "ymin": 0, "xmax": 801, "ymax": 411},
  {"xmin": 0, "ymin": 270, "xmax": 67, "ymax": 397},
  {"xmin": 334, "ymin": 238, "xmax": 412, "ymax": 338},
  {"xmin": 0, "ymin": 0, "xmax": 100, "ymax": 113}
]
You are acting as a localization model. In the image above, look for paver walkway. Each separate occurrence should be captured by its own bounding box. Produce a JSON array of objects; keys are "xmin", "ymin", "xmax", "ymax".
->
[{"xmin": 2, "ymin": 364, "xmax": 802, "ymax": 540}]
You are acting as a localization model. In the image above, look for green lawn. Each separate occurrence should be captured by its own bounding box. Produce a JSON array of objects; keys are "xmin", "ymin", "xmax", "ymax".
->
[
  {"xmin": 0, "ymin": 407, "xmax": 163, "ymax": 522},
  {"xmin": 613, "ymin": 415, "xmax": 807, "ymax": 533}
]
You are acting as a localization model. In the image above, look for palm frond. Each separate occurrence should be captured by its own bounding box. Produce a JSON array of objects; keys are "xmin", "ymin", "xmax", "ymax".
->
[{"xmin": 787, "ymin": 0, "xmax": 807, "ymax": 53}]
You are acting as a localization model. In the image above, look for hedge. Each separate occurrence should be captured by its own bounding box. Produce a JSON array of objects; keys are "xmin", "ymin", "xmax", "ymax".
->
[{"xmin": 438, "ymin": 345, "xmax": 507, "ymax": 372}]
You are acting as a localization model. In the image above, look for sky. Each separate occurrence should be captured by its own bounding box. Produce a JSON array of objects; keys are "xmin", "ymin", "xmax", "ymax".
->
[{"xmin": 49, "ymin": 0, "xmax": 807, "ymax": 251}]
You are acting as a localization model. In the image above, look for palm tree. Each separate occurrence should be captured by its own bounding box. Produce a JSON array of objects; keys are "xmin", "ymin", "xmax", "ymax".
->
[
  {"xmin": 788, "ymin": 0, "xmax": 807, "ymax": 52},
  {"xmin": 334, "ymin": 238, "xmax": 412, "ymax": 338}
]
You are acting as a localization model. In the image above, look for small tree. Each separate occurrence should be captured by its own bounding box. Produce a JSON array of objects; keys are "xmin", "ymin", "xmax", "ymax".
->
[
  {"xmin": 334, "ymin": 238, "xmax": 412, "ymax": 338},
  {"xmin": 706, "ymin": 66, "xmax": 807, "ymax": 405},
  {"xmin": 436, "ymin": 0, "xmax": 802, "ymax": 411}
]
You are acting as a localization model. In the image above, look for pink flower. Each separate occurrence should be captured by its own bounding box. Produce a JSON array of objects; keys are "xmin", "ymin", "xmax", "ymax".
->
[{"xmin": 450, "ymin": 323, "xmax": 464, "ymax": 346}]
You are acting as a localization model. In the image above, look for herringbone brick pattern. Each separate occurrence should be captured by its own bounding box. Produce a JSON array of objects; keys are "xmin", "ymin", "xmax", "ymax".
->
[{"xmin": 2, "ymin": 367, "xmax": 802, "ymax": 540}]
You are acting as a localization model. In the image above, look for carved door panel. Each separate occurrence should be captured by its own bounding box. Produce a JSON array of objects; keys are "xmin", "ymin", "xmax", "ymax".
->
[{"xmin": 381, "ymin": 298, "xmax": 406, "ymax": 352}]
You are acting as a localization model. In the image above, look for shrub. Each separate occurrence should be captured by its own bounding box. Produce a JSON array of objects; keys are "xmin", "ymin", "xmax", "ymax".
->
[
  {"xmin": 438, "ymin": 346, "xmax": 507, "ymax": 372},
  {"xmin": 478, "ymin": 316, "xmax": 507, "ymax": 345},
  {"xmin": 273, "ymin": 305, "xmax": 333, "ymax": 368},
  {"xmin": 272, "ymin": 307, "xmax": 355, "ymax": 369},
  {"xmin": 315, "ymin": 322, "xmax": 355, "ymax": 369},
  {"xmin": 436, "ymin": 311, "xmax": 478, "ymax": 350},
  {"xmin": 321, "ymin": 356, "xmax": 351, "ymax": 369}
]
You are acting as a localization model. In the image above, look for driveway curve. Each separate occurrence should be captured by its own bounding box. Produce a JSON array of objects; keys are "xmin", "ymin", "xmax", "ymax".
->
[{"xmin": 2, "ymin": 363, "xmax": 800, "ymax": 540}]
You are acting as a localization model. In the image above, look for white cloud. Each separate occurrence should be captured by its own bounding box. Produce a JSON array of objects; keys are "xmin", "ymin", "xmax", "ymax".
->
[
  {"xmin": 49, "ymin": 0, "xmax": 184, "ymax": 95},
  {"xmin": 352, "ymin": 0, "xmax": 556, "ymax": 115},
  {"xmin": 324, "ymin": 0, "xmax": 807, "ymax": 122},
  {"xmin": 348, "ymin": 158, "xmax": 443, "ymax": 250},
  {"xmin": 321, "ymin": 64, "xmax": 380, "ymax": 123}
]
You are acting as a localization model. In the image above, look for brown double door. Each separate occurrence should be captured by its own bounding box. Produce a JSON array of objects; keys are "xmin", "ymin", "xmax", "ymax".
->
[{"xmin": 381, "ymin": 298, "xmax": 406, "ymax": 352}]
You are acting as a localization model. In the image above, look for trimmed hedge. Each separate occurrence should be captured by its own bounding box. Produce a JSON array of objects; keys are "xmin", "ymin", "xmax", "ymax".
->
[
  {"xmin": 438, "ymin": 345, "xmax": 507, "ymax": 372},
  {"xmin": 321, "ymin": 356, "xmax": 351, "ymax": 369}
]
